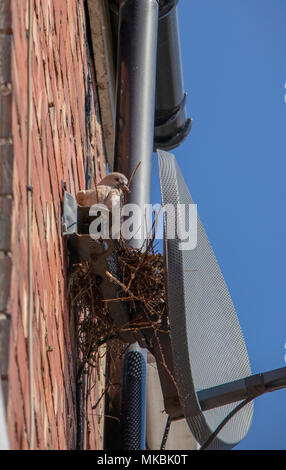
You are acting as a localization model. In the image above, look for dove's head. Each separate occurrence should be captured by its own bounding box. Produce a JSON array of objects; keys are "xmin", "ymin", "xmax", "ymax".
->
[{"xmin": 99, "ymin": 172, "xmax": 130, "ymax": 195}]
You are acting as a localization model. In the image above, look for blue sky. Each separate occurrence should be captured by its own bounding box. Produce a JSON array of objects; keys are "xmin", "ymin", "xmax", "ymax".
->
[{"xmin": 152, "ymin": 0, "xmax": 286, "ymax": 450}]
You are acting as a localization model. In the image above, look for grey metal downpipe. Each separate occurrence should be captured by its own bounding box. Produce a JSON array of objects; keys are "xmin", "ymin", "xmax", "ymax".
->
[
  {"xmin": 154, "ymin": 2, "xmax": 192, "ymax": 150},
  {"xmin": 114, "ymin": 0, "xmax": 159, "ymax": 210},
  {"xmin": 108, "ymin": 1, "xmax": 191, "ymax": 152},
  {"xmin": 113, "ymin": 0, "xmax": 159, "ymax": 450}
]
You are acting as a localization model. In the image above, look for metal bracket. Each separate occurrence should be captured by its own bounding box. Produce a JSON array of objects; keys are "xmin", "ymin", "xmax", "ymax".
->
[
  {"xmin": 197, "ymin": 366, "xmax": 286, "ymax": 411},
  {"xmin": 62, "ymin": 189, "xmax": 78, "ymax": 236}
]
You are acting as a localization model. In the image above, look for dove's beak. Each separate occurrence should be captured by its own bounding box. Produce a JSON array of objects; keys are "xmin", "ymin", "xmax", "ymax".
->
[{"xmin": 119, "ymin": 183, "xmax": 131, "ymax": 195}]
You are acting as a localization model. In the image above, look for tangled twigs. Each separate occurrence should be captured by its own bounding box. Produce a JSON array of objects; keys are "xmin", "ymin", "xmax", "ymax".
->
[
  {"xmin": 68, "ymin": 262, "xmax": 119, "ymax": 377},
  {"xmin": 68, "ymin": 210, "xmax": 176, "ymax": 412}
]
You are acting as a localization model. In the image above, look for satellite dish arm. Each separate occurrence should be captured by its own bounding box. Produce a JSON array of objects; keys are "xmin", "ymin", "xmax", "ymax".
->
[{"xmin": 197, "ymin": 366, "xmax": 286, "ymax": 412}]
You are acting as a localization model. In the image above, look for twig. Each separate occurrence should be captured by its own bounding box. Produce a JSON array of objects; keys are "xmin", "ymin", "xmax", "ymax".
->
[{"xmin": 127, "ymin": 161, "xmax": 141, "ymax": 190}]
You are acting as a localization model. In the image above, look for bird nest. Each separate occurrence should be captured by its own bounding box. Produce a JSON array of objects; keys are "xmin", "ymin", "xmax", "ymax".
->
[{"xmin": 68, "ymin": 233, "xmax": 167, "ymax": 377}]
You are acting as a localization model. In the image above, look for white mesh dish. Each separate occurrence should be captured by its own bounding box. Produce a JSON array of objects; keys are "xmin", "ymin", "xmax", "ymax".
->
[{"xmin": 157, "ymin": 149, "xmax": 253, "ymax": 449}]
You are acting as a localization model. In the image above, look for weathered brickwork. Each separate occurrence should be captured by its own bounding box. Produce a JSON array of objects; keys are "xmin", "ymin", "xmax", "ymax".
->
[
  {"xmin": 0, "ymin": 0, "xmax": 13, "ymax": 415},
  {"xmin": 1, "ymin": 0, "xmax": 107, "ymax": 450}
]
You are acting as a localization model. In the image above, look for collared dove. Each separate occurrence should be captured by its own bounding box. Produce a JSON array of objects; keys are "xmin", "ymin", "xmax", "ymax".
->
[{"xmin": 76, "ymin": 172, "xmax": 130, "ymax": 210}]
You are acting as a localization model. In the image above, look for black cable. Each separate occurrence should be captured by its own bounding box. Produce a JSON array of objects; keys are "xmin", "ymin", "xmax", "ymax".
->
[
  {"xmin": 199, "ymin": 396, "xmax": 254, "ymax": 450},
  {"xmin": 160, "ymin": 416, "xmax": 171, "ymax": 450},
  {"xmin": 199, "ymin": 375, "xmax": 285, "ymax": 450}
]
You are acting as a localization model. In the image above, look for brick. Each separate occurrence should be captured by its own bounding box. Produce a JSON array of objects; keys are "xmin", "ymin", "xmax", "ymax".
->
[
  {"xmin": 0, "ymin": 196, "xmax": 12, "ymax": 251},
  {"xmin": 0, "ymin": 143, "xmax": 13, "ymax": 195},
  {"xmin": 0, "ymin": 92, "xmax": 12, "ymax": 138},
  {"xmin": 0, "ymin": 34, "xmax": 11, "ymax": 84},
  {"xmin": 0, "ymin": 252, "xmax": 11, "ymax": 312},
  {"xmin": 0, "ymin": 315, "xmax": 10, "ymax": 377},
  {"xmin": 0, "ymin": 0, "xmax": 11, "ymax": 31},
  {"xmin": 7, "ymin": 353, "xmax": 26, "ymax": 447}
]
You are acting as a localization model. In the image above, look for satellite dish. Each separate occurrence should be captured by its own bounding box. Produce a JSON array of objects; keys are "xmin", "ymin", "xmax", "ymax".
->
[{"xmin": 156, "ymin": 149, "xmax": 253, "ymax": 449}]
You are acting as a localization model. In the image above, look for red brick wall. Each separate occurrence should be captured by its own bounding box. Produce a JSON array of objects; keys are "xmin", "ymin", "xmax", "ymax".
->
[
  {"xmin": 3, "ymin": 0, "xmax": 107, "ymax": 450},
  {"xmin": 0, "ymin": 0, "xmax": 13, "ymax": 416}
]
